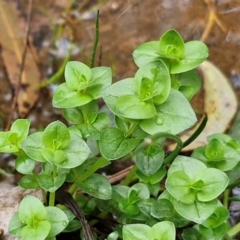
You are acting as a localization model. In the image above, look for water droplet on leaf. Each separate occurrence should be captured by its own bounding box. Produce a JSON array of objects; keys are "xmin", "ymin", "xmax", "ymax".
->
[
  {"xmin": 62, "ymin": 221, "xmax": 68, "ymax": 227},
  {"xmin": 156, "ymin": 117, "xmax": 164, "ymax": 125}
]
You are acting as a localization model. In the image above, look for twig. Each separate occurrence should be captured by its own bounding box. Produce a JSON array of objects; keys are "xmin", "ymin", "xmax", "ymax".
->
[{"xmin": 5, "ymin": 0, "xmax": 33, "ymax": 131}]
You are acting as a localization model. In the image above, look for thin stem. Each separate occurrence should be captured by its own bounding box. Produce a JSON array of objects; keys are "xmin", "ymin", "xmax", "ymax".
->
[
  {"xmin": 227, "ymin": 222, "xmax": 240, "ymax": 237},
  {"xmin": 68, "ymin": 157, "xmax": 109, "ymax": 195},
  {"xmin": 182, "ymin": 114, "xmax": 208, "ymax": 148},
  {"xmin": 90, "ymin": 10, "xmax": 99, "ymax": 68},
  {"xmin": 124, "ymin": 121, "xmax": 139, "ymax": 138},
  {"xmin": 121, "ymin": 165, "xmax": 137, "ymax": 186},
  {"xmin": 223, "ymin": 189, "xmax": 229, "ymax": 209},
  {"xmin": 49, "ymin": 165, "xmax": 57, "ymax": 206}
]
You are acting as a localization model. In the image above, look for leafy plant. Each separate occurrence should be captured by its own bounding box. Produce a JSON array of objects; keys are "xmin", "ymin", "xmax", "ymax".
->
[{"xmin": 1, "ymin": 28, "xmax": 239, "ymax": 240}]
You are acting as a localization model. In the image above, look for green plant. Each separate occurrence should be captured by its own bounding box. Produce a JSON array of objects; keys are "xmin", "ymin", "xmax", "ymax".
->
[{"xmin": 1, "ymin": 29, "xmax": 240, "ymax": 239}]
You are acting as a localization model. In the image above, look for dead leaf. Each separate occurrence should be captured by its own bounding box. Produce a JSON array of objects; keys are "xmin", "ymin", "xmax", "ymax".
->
[
  {"xmin": 170, "ymin": 61, "xmax": 238, "ymax": 151},
  {"xmin": 0, "ymin": 1, "xmax": 40, "ymax": 117}
]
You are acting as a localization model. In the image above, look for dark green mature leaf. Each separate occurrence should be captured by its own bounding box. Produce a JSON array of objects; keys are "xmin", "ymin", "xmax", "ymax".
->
[
  {"xmin": 99, "ymin": 127, "xmax": 141, "ymax": 160},
  {"xmin": 140, "ymin": 89, "xmax": 197, "ymax": 135},
  {"xmin": 76, "ymin": 173, "xmax": 112, "ymax": 200},
  {"xmin": 37, "ymin": 174, "xmax": 66, "ymax": 192},
  {"xmin": 135, "ymin": 148, "xmax": 164, "ymax": 176},
  {"xmin": 182, "ymin": 228, "xmax": 204, "ymax": 240},
  {"xmin": 178, "ymin": 69, "xmax": 201, "ymax": 100},
  {"xmin": 19, "ymin": 174, "xmax": 39, "ymax": 189}
]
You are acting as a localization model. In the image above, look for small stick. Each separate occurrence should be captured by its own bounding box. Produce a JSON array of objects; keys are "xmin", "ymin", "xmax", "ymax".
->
[{"xmin": 5, "ymin": 0, "xmax": 33, "ymax": 131}]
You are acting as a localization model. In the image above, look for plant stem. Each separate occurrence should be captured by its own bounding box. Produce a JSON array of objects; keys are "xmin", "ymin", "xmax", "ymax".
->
[
  {"xmin": 90, "ymin": 10, "xmax": 99, "ymax": 68},
  {"xmin": 68, "ymin": 157, "xmax": 109, "ymax": 195},
  {"xmin": 228, "ymin": 222, "xmax": 240, "ymax": 237},
  {"xmin": 223, "ymin": 189, "xmax": 229, "ymax": 208},
  {"xmin": 49, "ymin": 165, "xmax": 57, "ymax": 206},
  {"xmin": 227, "ymin": 179, "xmax": 240, "ymax": 189},
  {"xmin": 124, "ymin": 121, "xmax": 139, "ymax": 138},
  {"xmin": 121, "ymin": 165, "xmax": 137, "ymax": 186}
]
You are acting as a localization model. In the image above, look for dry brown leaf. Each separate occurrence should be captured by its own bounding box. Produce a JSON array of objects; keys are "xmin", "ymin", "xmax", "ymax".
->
[
  {"xmin": 176, "ymin": 61, "xmax": 238, "ymax": 151},
  {"xmin": 0, "ymin": 1, "xmax": 40, "ymax": 117}
]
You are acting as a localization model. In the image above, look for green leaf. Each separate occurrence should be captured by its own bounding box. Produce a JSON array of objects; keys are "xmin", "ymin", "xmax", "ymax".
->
[
  {"xmin": 102, "ymin": 78, "xmax": 135, "ymax": 117},
  {"xmin": 64, "ymin": 61, "xmax": 92, "ymax": 90},
  {"xmin": 21, "ymin": 132, "xmax": 46, "ymax": 162},
  {"xmin": 116, "ymin": 94, "xmax": 156, "ymax": 119},
  {"xmin": 151, "ymin": 198, "xmax": 174, "ymax": 219},
  {"xmin": 136, "ymin": 167, "xmax": 166, "ymax": 184},
  {"xmin": 76, "ymin": 173, "xmax": 112, "ymax": 200},
  {"xmin": 170, "ymin": 41, "xmax": 208, "ymax": 74},
  {"xmin": 201, "ymin": 206, "xmax": 229, "ymax": 228},
  {"xmin": 198, "ymin": 223, "xmax": 227, "ymax": 240},
  {"xmin": 192, "ymin": 145, "xmax": 240, "ymax": 171},
  {"xmin": 41, "ymin": 148, "xmax": 67, "ymax": 164},
  {"xmin": 128, "ymin": 183, "xmax": 150, "ymax": 204},
  {"xmin": 52, "ymin": 133, "xmax": 91, "ymax": 169},
  {"xmin": 21, "ymin": 221, "xmax": 51, "ymax": 240},
  {"xmin": 166, "ymin": 171, "xmax": 195, "ymax": 204},
  {"xmin": 178, "ymin": 69, "xmax": 201, "ymax": 100},
  {"xmin": 174, "ymin": 198, "xmax": 218, "ymax": 224},
  {"xmin": 62, "ymin": 107, "xmax": 84, "ymax": 124},
  {"xmin": 19, "ymin": 175, "xmax": 39, "ymax": 189},
  {"xmin": 15, "ymin": 155, "xmax": 35, "ymax": 174},
  {"xmin": 122, "ymin": 224, "xmax": 151, "ymax": 240},
  {"xmin": 135, "ymin": 148, "xmax": 164, "ymax": 176},
  {"xmin": 45, "ymin": 207, "xmax": 68, "ymax": 237},
  {"xmin": 133, "ymin": 41, "xmax": 160, "ymax": 67},
  {"xmin": 8, "ymin": 213, "xmax": 24, "ymax": 237},
  {"xmin": 37, "ymin": 174, "xmax": 66, "ymax": 192},
  {"xmin": 18, "ymin": 196, "xmax": 46, "ymax": 224},
  {"xmin": 52, "ymin": 82, "xmax": 92, "ymax": 108},
  {"xmin": 133, "ymin": 61, "xmax": 171, "ymax": 104},
  {"xmin": 205, "ymin": 139, "xmax": 224, "ymax": 160},
  {"xmin": 42, "ymin": 121, "xmax": 70, "ymax": 150},
  {"xmin": 10, "ymin": 119, "xmax": 30, "ymax": 144},
  {"xmin": 99, "ymin": 127, "xmax": 141, "ymax": 160},
  {"xmin": 159, "ymin": 29, "xmax": 184, "ymax": 59},
  {"xmin": 0, "ymin": 132, "xmax": 19, "ymax": 153},
  {"xmin": 194, "ymin": 168, "xmax": 229, "ymax": 202},
  {"xmin": 149, "ymin": 221, "xmax": 176, "ymax": 240},
  {"xmin": 167, "ymin": 155, "xmax": 207, "ymax": 179},
  {"xmin": 182, "ymin": 228, "xmax": 204, "ymax": 240},
  {"xmin": 140, "ymin": 89, "xmax": 197, "ymax": 135}
]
